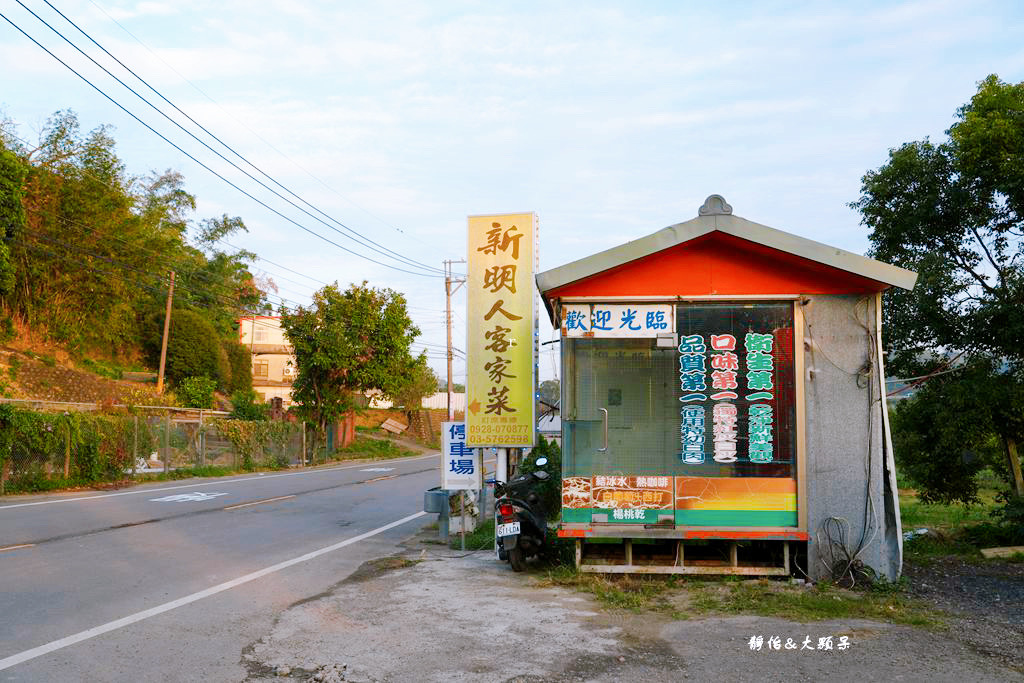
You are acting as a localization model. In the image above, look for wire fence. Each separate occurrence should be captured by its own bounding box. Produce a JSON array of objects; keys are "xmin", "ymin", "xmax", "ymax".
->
[{"xmin": 0, "ymin": 399, "xmax": 313, "ymax": 496}]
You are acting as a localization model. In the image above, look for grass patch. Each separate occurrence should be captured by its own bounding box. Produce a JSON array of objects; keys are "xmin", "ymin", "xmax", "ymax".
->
[
  {"xmin": 900, "ymin": 492, "xmax": 999, "ymax": 531},
  {"xmin": 333, "ymin": 436, "xmax": 417, "ymax": 460},
  {"xmin": 79, "ymin": 358, "xmax": 124, "ymax": 380},
  {"xmin": 450, "ymin": 518, "xmax": 495, "ymax": 550},
  {"xmin": 898, "ymin": 470, "xmax": 1023, "ymax": 561},
  {"xmin": 536, "ymin": 567, "xmax": 682, "ymax": 613},
  {"xmin": 687, "ymin": 579, "xmax": 942, "ymax": 627}
]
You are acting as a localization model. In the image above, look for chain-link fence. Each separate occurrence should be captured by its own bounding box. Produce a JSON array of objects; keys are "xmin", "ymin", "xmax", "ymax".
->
[{"xmin": 0, "ymin": 399, "xmax": 312, "ymax": 495}]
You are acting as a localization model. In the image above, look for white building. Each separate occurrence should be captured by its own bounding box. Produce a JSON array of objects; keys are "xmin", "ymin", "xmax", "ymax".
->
[{"xmin": 237, "ymin": 316, "xmax": 295, "ymax": 406}]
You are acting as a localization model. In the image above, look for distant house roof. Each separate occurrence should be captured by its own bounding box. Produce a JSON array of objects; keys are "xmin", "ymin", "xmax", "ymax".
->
[{"xmin": 536, "ymin": 195, "xmax": 917, "ymax": 309}]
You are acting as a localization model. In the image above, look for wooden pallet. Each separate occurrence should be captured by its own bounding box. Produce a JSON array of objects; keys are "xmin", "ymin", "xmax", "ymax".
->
[{"xmin": 575, "ymin": 538, "xmax": 790, "ymax": 576}]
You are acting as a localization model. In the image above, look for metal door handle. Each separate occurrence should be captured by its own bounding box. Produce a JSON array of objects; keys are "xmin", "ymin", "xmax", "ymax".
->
[{"xmin": 598, "ymin": 408, "xmax": 608, "ymax": 452}]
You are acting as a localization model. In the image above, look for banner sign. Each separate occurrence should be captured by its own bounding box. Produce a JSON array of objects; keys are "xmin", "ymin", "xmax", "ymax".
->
[
  {"xmin": 442, "ymin": 422, "xmax": 482, "ymax": 490},
  {"xmin": 466, "ymin": 213, "xmax": 536, "ymax": 447},
  {"xmin": 561, "ymin": 303, "xmax": 673, "ymax": 338},
  {"xmin": 559, "ymin": 475, "xmax": 797, "ymax": 527}
]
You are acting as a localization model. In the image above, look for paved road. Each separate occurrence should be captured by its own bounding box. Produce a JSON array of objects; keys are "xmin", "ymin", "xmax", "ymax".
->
[{"xmin": 0, "ymin": 453, "xmax": 445, "ymax": 681}]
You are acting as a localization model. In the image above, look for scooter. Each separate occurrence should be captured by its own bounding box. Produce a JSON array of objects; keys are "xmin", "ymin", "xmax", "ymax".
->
[{"xmin": 494, "ymin": 456, "xmax": 550, "ymax": 571}]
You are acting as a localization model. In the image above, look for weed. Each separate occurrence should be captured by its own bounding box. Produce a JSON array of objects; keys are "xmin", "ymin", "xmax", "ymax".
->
[
  {"xmin": 334, "ymin": 436, "xmax": 417, "ymax": 460},
  {"xmin": 138, "ymin": 464, "xmax": 237, "ymax": 481},
  {"xmin": 688, "ymin": 580, "xmax": 943, "ymax": 628},
  {"xmin": 535, "ymin": 568, "xmax": 679, "ymax": 612},
  {"xmin": 451, "ymin": 519, "xmax": 495, "ymax": 550}
]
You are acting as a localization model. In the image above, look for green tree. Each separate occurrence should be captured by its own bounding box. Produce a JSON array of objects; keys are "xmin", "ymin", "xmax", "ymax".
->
[
  {"xmin": 145, "ymin": 309, "xmax": 231, "ymax": 391},
  {"xmin": 0, "ymin": 110, "xmax": 274, "ymax": 362},
  {"xmin": 280, "ymin": 281, "xmax": 421, "ymax": 450},
  {"xmin": 0, "ymin": 146, "xmax": 25, "ymax": 295},
  {"xmin": 394, "ymin": 355, "xmax": 438, "ymax": 409},
  {"xmin": 538, "ymin": 378, "xmax": 560, "ymax": 411},
  {"xmin": 222, "ymin": 339, "xmax": 253, "ymax": 394},
  {"xmin": 852, "ymin": 74, "xmax": 1024, "ymax": 503}
]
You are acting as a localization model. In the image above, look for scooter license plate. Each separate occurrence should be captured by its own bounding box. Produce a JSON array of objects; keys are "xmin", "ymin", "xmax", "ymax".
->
[{"xmin": 496, "ymin": 522, "xmax": 521, "ymax": 537}]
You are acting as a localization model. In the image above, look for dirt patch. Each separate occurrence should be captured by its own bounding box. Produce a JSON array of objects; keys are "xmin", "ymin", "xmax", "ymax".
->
[
  {"xmin": 242, "ymin": 527, "xmax": 1023, "ymax": 682},
  {"xmin": 904, "ymin": 555, "xmax": 1024, "ymax": 669},
  {"xmin": 342, "ymin": 556, "xmax": 422, "ymax": 583},
  {"xmin": 353, "ymin": 409, "xmax": 408, "ymax": 430}
]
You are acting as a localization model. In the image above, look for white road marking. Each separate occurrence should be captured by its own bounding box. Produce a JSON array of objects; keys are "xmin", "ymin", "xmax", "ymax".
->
[
  {"xmin": 0, "ymin": 511, "xmax": 428, "ymax": 671},
  {"xmin": 149, "ymin": 492, "xmax": 230, "ymax": 503},
  {"xmin": 0, "ymin": 453, "xmax": 440, "ymax": 510},
  {"xmin": 223, "ymin": 495, "xmax": 295, "ymax": 510},
  {"xmin": 360, "ymin": 467, "xmax": 395, "ymax": 472},
  {"xmin": 0, "ymin": 544, "xmax": 34, "ymax": 553}
]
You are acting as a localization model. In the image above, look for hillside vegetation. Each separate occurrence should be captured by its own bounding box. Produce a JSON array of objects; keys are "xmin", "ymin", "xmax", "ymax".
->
[{"xmin": 0, "ymin": 110, "xmax": 271, "ymax": 398}]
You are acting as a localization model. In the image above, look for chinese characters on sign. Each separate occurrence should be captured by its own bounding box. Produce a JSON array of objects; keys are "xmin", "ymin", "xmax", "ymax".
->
[
  {"xmin": 561, "ymin": 303, "xmax": 673, "ymax": 338},
  {"xmin": 466, "ymin": 214, "xmax": 535, "ymax": 447},
  {"xmin": 744, "ymin": 332, "xmax": 775, "ymax": 463},
  {"xmin": 590, "ymin": 475, "xmax": 673, "ymax": 524},
  {"xmin": 679, "ymin": 334, "xmax": 707, "ymax": 463},
  {"xmin": 747, "ymin": 635, "xmax": 851, "ymax": 651},
  {"xmin": 441, "ymin": 422, "xmax": 482, "ymax": 490},
  {"xmin": 678, "ymin": 328, "xmax": 777, "ymax": 465}
]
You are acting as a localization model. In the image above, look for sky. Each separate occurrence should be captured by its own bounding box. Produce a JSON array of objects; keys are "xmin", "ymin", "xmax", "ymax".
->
[{"xmin": 1, "ymin": 0, "xmax": 1023, "ymax": 384}]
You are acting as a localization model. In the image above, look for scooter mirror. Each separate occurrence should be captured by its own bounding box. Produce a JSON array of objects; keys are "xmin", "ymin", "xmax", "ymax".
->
[
  {"xmin": 534, "ymin": 470, "xmax": 549, "ymax": 480},
  {"xmin": 535, "ymin": 457, "xmax": 548, "ymax": 467}
]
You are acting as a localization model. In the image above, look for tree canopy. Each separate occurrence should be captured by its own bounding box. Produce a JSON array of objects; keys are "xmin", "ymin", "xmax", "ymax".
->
[
  {"xmin": 0, "ymin": 110, "xmax": 274, "ymax": 366},
  {"xmin": 280, "ymin": 281, "xmax": 423, "ymax": 440},
  {"xmin": 852, "ymin": 75, "xmax": 1024, "ymax": 503}
]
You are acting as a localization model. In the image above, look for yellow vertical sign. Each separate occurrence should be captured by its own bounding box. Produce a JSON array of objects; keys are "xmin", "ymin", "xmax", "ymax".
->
[{"xmin": 466, "ymin": 213, "xmax": 536, "ymax": 447}]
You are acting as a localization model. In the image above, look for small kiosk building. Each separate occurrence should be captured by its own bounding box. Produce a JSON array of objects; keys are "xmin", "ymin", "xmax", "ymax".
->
[{"xmin": 536, "ymin": 195, "xmax": 917, "ymax": 580}]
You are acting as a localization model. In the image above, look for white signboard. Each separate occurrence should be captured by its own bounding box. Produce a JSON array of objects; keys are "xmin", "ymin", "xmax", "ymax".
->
[
  {"xmin": 442, "ymin": 421, "xmax": 482, "ymax": 490},
  {"xmin": 561, "ymin": 303, "xmax": 674, "ymax": 338}
]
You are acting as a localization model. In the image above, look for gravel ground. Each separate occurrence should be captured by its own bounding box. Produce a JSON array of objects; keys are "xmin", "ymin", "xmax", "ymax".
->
[
  {"xmin": 242, "ymin": 529, "xmax": 1024, "ymax": 682},
  {"xmin": 903, "ymin": 555, "xmax": 1024, "ymax": 670}
]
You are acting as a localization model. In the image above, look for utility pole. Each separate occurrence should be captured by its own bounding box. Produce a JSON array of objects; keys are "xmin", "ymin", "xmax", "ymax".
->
[
  {"xmin": 156, "ymin": 270, "xmax": 175, "ymax": 394},
  {"xmin": 444, "ymin": 259, "xmax": 466, "ymax": 420}
]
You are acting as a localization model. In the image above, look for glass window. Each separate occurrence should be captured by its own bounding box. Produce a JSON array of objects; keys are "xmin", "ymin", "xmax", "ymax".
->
[{"xmin": 561, "ymin": 302, "xmax": 795, "ymax": 480}]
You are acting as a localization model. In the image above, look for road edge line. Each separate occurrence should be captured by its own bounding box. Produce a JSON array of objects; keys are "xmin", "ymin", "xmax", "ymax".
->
[{"xmin": 0, "ymin": 511, "xmax": 427, "ymax": 671}]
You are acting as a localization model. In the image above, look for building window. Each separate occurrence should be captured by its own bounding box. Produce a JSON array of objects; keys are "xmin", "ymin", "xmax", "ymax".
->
[
  {"xmin": 254, "ymin": 328, "xmax": 268, "ymax": 343},
  {"xmin": 253, "ymin": 361, "xmax": 269, "ymax": 378}
]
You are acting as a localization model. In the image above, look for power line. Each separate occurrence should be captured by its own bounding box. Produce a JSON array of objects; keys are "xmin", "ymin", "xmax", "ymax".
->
[
  {"xmin": 0, "ymin": 9, "xmax": 443, "ymax": 279},
  {"xmin": 25, "ymin": 0, "xmax": 446, "ymax": 277},
  {"xmin": 83, "ymin": 0, "xmax": 445, "ymax": 260}
]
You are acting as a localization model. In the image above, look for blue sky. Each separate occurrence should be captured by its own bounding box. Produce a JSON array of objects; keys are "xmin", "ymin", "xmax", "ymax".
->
[{"xmin": 2, "ymin": 0, "xmax": 1023, "ymax": 382}]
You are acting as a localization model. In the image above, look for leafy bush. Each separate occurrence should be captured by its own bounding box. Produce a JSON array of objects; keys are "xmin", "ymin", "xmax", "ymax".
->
[
  {"xmin": 0, "ymin": 405, "xmax": 150, "ymax": 494},
  {"xmin": 890, "ymin": 364, "xmax": 1001, "ymax": 504},
  {"xmin": 517, "ymin": 436, "xmax": 562, "ymax": 518},
  {"xmin": 146, "ymin": 309, "xmax": 231, "ymax": 391},
  {"xmin": 230, "ymin": 389, "xmax": 268, "ymax": 421},
  {"xmin": 177, "ymin": 376, "xmax": 216, "ymax": 409},
  {"xmin": 222, "ymin": 339, "xmax": 252, "ymax": 394},
  {"xmin": 214, "ymin": 418, "xmax": 296, "ymax": 470}
]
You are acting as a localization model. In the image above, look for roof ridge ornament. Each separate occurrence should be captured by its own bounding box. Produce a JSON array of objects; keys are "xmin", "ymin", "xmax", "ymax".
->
[{"xmin": 698, "ymin": 194, "xmax": 732, "ymax": 216}]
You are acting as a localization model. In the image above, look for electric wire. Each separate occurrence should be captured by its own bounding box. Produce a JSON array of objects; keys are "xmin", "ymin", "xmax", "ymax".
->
[
  {"xmin": 0, "ymin": 9, "xmax": 441, "ymax": 279},
  {"xmin": 83, "ymin": 0, "xmax": 446, "ymax": 260},
  {"xmin": 22, "ymin": 0, "xmax": 446, "ymax": 277}
]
